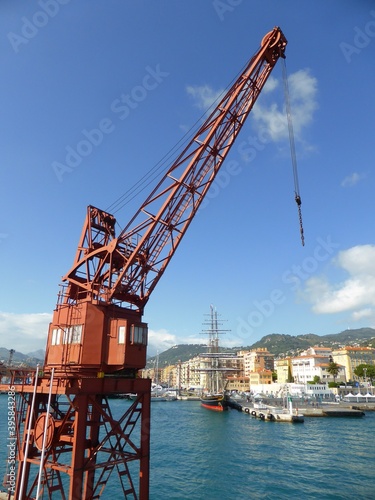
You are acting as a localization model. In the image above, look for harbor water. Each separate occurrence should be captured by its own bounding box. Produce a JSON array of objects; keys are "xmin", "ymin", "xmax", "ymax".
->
[{"xmin": 1, "ymin": 396, "xmax": 374, "ymax": 499}]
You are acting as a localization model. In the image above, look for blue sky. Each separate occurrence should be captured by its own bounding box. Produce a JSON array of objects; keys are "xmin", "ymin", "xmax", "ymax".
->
[{"xmin": 1, "ymin": 0, "xmax": 375, "ymax": 356}]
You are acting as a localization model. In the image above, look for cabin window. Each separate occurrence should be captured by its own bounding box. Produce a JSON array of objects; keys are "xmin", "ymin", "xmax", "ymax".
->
[
  {"xmin": 131, "ymin": 325, "xmax": 148, "ymax": 346},
  {"xmin": 62, "ymin": 325, "xmax": 82, "ymax": 344},
  {"xmin": 51, "ymin": 328, "xmax": 61, "ymax": 345},
  {"xmin": 62, "ymin": 328, "xmax": 71, "ymax": 344},
  {"xmin": 71, "ymin": 325, "xmax": 82, "ymax": 344},
  {"xmin": 118, "ymin": 326, "xmax": 126, "ymax": 344}
]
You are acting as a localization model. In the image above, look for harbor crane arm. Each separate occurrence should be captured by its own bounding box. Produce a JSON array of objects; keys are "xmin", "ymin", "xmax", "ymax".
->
[
  {"xmin": 13, "ymin": 28, "xmax": 293, "ymax": 500},
  {"xmin": 63, "ymin": 27, "xmax": 287, "ymax": 312}
]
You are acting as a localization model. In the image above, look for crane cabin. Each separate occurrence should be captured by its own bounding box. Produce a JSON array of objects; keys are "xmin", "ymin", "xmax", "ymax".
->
[{"xmin": 45, "ymin": 300, "xmax": 147, "ymax": 375}]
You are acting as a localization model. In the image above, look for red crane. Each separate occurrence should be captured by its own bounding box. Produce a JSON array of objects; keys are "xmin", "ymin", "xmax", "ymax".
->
[{"xmin": 3, "ymin": 27, "xmax": 289, "ymax": 499}]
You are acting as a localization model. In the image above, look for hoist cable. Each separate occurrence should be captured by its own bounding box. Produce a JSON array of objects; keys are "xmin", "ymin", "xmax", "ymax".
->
[
  {"xmin": 282, "ymin": 58, "xmax": 305, "ymax": 246},
  {"xmin": 105, "ymin": 55, "xmax": 256, "ymax": 219}
]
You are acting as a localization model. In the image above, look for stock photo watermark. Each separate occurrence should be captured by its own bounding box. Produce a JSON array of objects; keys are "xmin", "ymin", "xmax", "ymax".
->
[
  {"xmin": 52, "ymin": 65, "xmax": 170, "ymax": 182},
  {"xmin": 235, "ymin": 236, "xmax": 340, "ymax": 340},
  {"xmin": 213, "ymin": 0, "xmax": 243, "ymax": 21},
  {"xmin": 199, "ymin": 125, "xmax": 279, "ymax": 212},
  {"xmin": 7, "ymin": 0, "xmax": 72, "ymax": 54},
  {"xmin": 5, "ymin": 385, "xmax": 17, "ymax": 494},
  {"xmin": 340, "ymin": 10, "xmax": 375, "ymax": 63}
]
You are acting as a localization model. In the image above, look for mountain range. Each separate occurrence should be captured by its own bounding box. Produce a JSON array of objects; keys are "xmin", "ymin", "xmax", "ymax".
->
[
  {"xmin": 146, "ymin": 327, "xmax": 375, "ymax": 367},
  {"xmin": 0, "ymin": 348, "xmax": 45, "ymax": 367}
]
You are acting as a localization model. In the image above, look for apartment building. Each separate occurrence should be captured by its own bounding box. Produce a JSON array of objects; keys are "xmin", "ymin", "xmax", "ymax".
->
[
  {"xmin": 332, "ymin": 347, "xmax": 375, "ymax": 381},
  {"xmin": 243, "ymin": 348, "xmax": 274, "ymax": 376},
  {"xmin": 249, "ymin": 368, "xmax": 273, "ymax": 386},
  {"xmin": 226, "ymin": 375, "xmax": 250, "ymax": 392},
  {"xmin": 291, "ymin": 354, "xmax": 346, "ymax": 383},
  {"xmin": 275, "ymin": 358, "xmax": 293, "ymax": 384}
]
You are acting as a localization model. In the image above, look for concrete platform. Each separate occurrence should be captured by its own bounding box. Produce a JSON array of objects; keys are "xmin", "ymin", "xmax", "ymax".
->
[
  {"xmin": 242, "ymin": 406, "xmax": 304, "ymax": 423},
  {"xmin": 300, "ymin": 407, "xmax": 365, "ymax": 417}
]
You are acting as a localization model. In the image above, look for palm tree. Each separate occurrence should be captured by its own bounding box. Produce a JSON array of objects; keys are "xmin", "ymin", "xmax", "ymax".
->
[{"xmin": 327, "ymin": 362, "xmax": 340, "ymax": 383}]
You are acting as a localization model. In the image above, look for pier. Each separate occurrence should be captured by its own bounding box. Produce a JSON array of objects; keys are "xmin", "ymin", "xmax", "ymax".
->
[
  {"xmin": 242, "ymin": 405, "xmax": 304, "ymax": 423},
  {"xmin": 301, "ymin": 407, "xmax": 365, "ymax": 417},
  {"xmin": 228, "ymin": 398, "xmax": 372, "ymax": 421}
]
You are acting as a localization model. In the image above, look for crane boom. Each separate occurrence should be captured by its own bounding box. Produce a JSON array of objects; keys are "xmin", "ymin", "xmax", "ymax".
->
[
  {"xmin": 63, "ymin": 27, "xmax": 287, "ymax": 313},
  {"xmin": 44, "ymin": 27, "xmax": 288, "ymax": 377}
]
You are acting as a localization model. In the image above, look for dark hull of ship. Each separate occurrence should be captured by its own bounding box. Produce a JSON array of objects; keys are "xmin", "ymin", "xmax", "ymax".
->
[{"xmin": 200, "ymin": 394, "xmax": 228, "ymax": 412}]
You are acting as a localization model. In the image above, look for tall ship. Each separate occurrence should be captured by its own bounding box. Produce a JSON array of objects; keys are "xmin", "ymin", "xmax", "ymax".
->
[{"xmin": 199, "ymin": 306, "xmax": 238, "ymax": 411}]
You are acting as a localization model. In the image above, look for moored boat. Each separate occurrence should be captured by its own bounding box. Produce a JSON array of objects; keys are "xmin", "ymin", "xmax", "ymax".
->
[
  {"xmin": 200, "ymin": 393, "xmax": 229, "ymax": 411},
  {"xmin": 199, "ymin": 306, "xmax": 238, "ymax": 412}
]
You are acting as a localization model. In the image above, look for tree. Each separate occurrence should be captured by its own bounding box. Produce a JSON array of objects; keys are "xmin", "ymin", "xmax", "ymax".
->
[
  {"xmin": 354, "ymin": 364, "xmax": 375, "ymax": 384},
  {"xmin": 354, "ymin": 364, "xmax": 366, "ymax": 379},
  {"xmin": 328, "ymin": 381, "xmax": 340, "ymax": 388},
  {"xmin": 313, "ymin": 375, "xmax": 321, "ymax": 384},
  {"xmin": 366, "ymin": 366, "xmax": 375, "ymax": 383},
  {"xmin": 327, "ymin": 362, "xmax": 340, "ymax": 383}
]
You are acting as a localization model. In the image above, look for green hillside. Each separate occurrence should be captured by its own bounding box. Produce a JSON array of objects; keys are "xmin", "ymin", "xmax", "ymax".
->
[{"xmin": 147, "ymin": 327, "xmax": 375, "ymax": 366}]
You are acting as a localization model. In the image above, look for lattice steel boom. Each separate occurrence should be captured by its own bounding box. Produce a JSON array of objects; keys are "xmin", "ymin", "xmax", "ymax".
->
[{"xmin": 63, "ymin": 27, "xmax": 287, "ymax": 314}]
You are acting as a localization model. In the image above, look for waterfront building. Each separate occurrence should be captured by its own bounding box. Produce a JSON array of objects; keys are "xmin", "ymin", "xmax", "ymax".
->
[
  {"xmin": 301, "ymin": 346, "xmax": 332, "ymax": 357},
  {"xmin": 243, "ymin": 348, "xmax": 274, "ymax": 376},
  {"xmin": 332, "ymin": 347, "xmax": 375, "ymax": 381},
  {"xmin": 182, "ymin": 356, "xmax": 203, "ymax": 389},
  {"xmin": 275, "ymin": 358, "xmax": 293, "ymax": 383},
  {"xmin": 291, "ymin": 354, "xmax": 346, "ymax": 383},
  {"xmin": 161, "ymin": 364, "xmax": 176, "ymax": 387},
  {"xmin": 316, "ymin": 361, "xmax": 346, "ymax": 383},
  {"xmin": 305, "ymin": 383, "xmax": 336, "ymax": 400},
  {"xmin": 226, "ymin": 375, "xmax": 250, "ymax": 392},
  {"xmin": 141, "ymin": 365, "xmax": 160, "ymax": 383},
  {"xmin": 249, "ymin": 368, "xmax": 273, "ymax": 386}
]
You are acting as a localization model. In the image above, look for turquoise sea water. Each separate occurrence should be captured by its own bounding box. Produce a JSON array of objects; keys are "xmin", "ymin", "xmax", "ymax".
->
[{"xmin": 1, "ymin": 396, "xmax": 374, "ymax": 499}]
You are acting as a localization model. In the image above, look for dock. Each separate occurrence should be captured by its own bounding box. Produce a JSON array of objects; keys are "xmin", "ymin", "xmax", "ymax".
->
[
  {"xmin": 301, "ymin": 407, "xmax": 365, "ymax": 417},
  {"xmin": 241, "ymin": 405, "xmax": 304, "ymax": 423},
  {"xmin": 229, "ymin": 399, "xmax": 369, "ymax": 421}
]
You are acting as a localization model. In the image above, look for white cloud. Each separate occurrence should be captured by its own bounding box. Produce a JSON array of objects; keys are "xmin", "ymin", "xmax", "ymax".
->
[
  {"xmin": 262, "ymin": 76, "xmax": 279, "ymax": 94},
  {"xmin": 303, "ymin": 245, "xmax": 375, "ymax": 324},
  {"xmin": 147, "ymin": 328, "xmax": 177, "ymax": 354},
  {"xmin": 147, "ymin": 328, "xmax": 204, "ymax": 356},
  {"xmin": 186, "ymin": 84, "xmax": 224, "ymax": 110},
  {"xmin": 341, "ymin": 172, "xmax": 366, "ymax": 187},
  {"xmin": 352, "ymin": 308, "xmax": 373, "ymax": 320},
  {"xmin": 185, "ymin": 70, "xmax": 317, "ymax": 149},
  {"xmin": 252, "ymin": 68, "xmax": 318, "ymax": 142},
  {"xmin": 0, "ymin": 312, "xmax": 51, "ymax": 354}
]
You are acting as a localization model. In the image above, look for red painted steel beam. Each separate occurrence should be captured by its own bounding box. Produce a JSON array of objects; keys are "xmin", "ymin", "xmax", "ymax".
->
[{"xmin": 62, "ymin": 28, "xmax": 287, "ymax": 311}]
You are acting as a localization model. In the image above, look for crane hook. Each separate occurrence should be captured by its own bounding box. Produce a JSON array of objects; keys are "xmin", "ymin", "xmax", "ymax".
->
[{"xmin": 295, "ymin": 193, "xmax": 305, "ymax": 246}]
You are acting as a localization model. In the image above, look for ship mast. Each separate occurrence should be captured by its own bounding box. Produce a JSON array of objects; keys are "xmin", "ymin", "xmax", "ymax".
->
[{"xmin": 200, "ymin": 306, "xmax": 230, "ymax": 393}]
